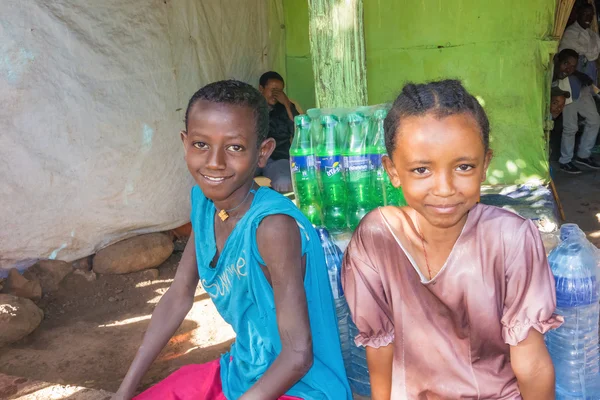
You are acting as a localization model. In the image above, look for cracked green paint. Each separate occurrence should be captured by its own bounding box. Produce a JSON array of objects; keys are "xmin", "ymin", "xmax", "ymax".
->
[
  {"xmin": 308, "ymin": 0, "xmax": 367, "ymax": 108},
  {"xmin": 364, "ymin": 0, "xmax": 557, "ymax": 184}
]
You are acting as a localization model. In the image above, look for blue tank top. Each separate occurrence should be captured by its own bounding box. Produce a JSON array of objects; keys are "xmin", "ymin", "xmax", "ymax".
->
[{"xmin": 190, "ymin": 185, "xmax": 351, "ymax": 400}]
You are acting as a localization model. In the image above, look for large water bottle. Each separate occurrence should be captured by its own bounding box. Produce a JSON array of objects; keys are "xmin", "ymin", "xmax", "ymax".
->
[
  {"xmin": 344, "ymin": 112, "xmax": 374, "ymax": 229},
  {"xmin": 546, "ymin": 226, "xmax": 600, "ymax": 399},
  {"xmin": 368, "ymin": 109, "xmax": 407, "ymax": 207},
  {"xmin": 316, "ymin": 115, "xmax": 347, "ymax": 233},
  {"xmin": 316, "ymin": 227, "xmax": 351, "ymax": 367},
  {"xmin": 316, "ymin": 227, "xmax": 371, "ymax": 397},
  {"xmin": 290, "ymin": 115, "xmax": 323, "ymax": 226}
]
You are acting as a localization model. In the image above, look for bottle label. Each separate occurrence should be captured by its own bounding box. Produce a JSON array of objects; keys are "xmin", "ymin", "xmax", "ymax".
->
[
  {"xmin": 343, "ymin": 155, "xmax": 371, "ymax": 173},
  {"xmin": 369, "ymin": 154, "xmax": 387, "ymax": 180},
  {"xmin": 318, "ymin": 155, "xmax": 342, "ymax": 178},
  {"xmin": 369, "ymin": 154, "xmax": 383, "ymax": 169},
  {"xmin": 343, "ymin": 155, "xmax": 371, "ymax": 184},
  {"xmin": 290, "ymin": 155, "xmax": 315, "ymax": 173}
]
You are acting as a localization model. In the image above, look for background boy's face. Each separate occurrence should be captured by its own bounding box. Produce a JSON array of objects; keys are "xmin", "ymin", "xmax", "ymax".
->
[
  {"xmin": 259, "ymin": 79, "xmax": 285, "ymax": 106},
  {"xmin": 181, "ymin": 101, "xmax": 273, "ymax": 202},
  {"xmin": 383, "ymin": 113, "xmax": 491, "ymax": 230},
  {"xmin": 558, "ymin": 56, "xmax": 577, "ymax": 79},
  {"xmin": 577, "ymin": 6, "xmax": 594, "ymax": 29},
  {"xmin": 551, "ymin": 95, "xmax": 566, "ymax": 119}
]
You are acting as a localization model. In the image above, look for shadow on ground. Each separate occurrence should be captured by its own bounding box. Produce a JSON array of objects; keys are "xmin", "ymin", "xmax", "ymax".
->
[{"xmin": 0, "ymin": 252, "xmax": 235, "ymax": 398}]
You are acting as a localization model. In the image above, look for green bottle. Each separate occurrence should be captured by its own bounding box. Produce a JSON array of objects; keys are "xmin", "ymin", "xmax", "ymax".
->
[
  {"xmin": 369, "ymin": 109, "xmax": 407, "ymax": 207},
  {"xmin": 316, "ymin": 115, "xmax": 347, "ymax": 233},
  {"xmin": 344, "ymin": 112, "xmax": 374, "ymax": 230},
  {"xmin": 290, "ymin": 115, "xmax": 323, "ymax": 225}
]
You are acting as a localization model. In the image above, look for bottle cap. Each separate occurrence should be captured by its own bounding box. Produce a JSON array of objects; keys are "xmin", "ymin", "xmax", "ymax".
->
[
  {"xmin": 315, "ymin": 227, "xmax": 330, "ymax": 241},
  {"xmin": 374, "ymin": 109, "xmax": 387, "ymax": 120},
  {"xmin": 346, "ymin": 112, "xmax": 364, "ymax": 125},
  {"xmin": 294, "ymin": 114, "xmax": 311, "ymax": 128},
  {"xmin": 320, "ymin": 114, "xmax": 338, "ymax": 126}
]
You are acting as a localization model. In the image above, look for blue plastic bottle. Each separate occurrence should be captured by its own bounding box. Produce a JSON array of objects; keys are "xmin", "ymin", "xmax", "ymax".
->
[
  {"xmin": 546, "ymin": 226, "xmax": 600, "ymax": 399},
  {"xmin": 316, "ymin": 227, "xmax": 371, "ymax": 397}
]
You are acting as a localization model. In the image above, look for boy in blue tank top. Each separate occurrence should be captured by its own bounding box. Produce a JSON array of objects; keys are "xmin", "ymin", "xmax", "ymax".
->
[{"xmin": 115, "ymin": 80, "xmax": 351, "ymax": 400}]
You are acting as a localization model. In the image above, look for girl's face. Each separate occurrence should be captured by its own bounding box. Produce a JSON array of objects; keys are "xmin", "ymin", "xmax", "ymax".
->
[{"xmin": 383, "ymin": 112, "xmax": 492, "ymax": 230}]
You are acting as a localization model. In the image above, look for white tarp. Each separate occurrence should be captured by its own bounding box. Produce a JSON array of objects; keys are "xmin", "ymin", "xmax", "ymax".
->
[{"xmin": 0, "ymin": 0, "xmax": 281, "ymax": 272}]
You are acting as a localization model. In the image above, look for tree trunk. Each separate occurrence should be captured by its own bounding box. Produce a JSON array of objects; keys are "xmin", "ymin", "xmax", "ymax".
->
[{"xmin": 308, "ymin": 0, "xmax": 368, "ymax": 108}]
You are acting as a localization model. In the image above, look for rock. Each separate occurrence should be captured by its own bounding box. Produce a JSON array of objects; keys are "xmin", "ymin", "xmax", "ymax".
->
[
  {"xmin": 171, "ymin": 222, "xmax": 192, "ymax": 239},
  {"xmin": 93, "ymin": 233, "xmax": 174, "ymax": 275},
  {"xmin": 140, "ymin": 268, "xmax": 159, "ymax": 281},
  {"xmin": 73, "ymin": 269, "xmax": 97, "ymax": 282},
  {"xmin": 24, "ymin": 260, "xmax": 72, "ymax": 293},
  {"xmin": 72, "ymin": 256, "xmax": 93, "ymax": 271},
  {"xmin": 108, "ymin": 297, "xmax": 116, "ymax": 303},
  {"xmin": 1, "ymin": 269, "xmax": 42, "ymax": 301},
  {"xmin": 0, "ymin": 294, "xmax": 44, "ymax": 347}
]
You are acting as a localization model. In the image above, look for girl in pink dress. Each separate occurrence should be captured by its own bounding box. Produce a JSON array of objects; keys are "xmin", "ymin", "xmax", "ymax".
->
[{"xmin": 342, "ymin": 80, "xmax": 563, "ymax": 400}]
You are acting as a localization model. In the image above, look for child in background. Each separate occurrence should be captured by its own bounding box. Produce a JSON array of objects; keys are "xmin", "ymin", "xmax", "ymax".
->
[
  {"xmin": 114, "ymin": 80, "xmax": 351, "ymax": 400},
  {"xmin": 342, "ymin": 80, "xmax": 562, "ymax": 400}
]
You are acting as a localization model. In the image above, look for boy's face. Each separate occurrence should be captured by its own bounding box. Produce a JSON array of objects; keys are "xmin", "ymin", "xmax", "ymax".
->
[
  {"xmin": 259, "ymin": 79, "xmax": 285, "ymax": 106},
  {"xmin": 181, "ymin": 101, "xmax": 274, "ymax": 203},
  {"xmin": 551, "ymin": 95, "xmax": 567, "ymax": 119},
  {"xmin": 578, "ymin": 6, "xmax": 594, "ymax": 29},
  {"xmin": 558, "ymin": 56, "xmax": 577, "ymax": 79},
  {"xmin": 383, "ymin": 113, "xmax": 491, "ymax": 230}
]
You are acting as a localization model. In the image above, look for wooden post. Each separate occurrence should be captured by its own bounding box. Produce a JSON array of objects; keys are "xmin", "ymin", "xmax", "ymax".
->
[{"xmin": 308, "ymin": 0, "xmax": 368, "ymax": 108}]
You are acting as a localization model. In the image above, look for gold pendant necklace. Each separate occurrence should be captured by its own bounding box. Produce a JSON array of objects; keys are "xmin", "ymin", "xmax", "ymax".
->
[{"xmin": 217, "ymin": 184, "xmax": 256, "ymax": 222}]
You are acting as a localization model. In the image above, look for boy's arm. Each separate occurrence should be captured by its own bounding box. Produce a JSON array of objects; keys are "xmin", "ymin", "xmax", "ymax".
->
[
  {"xmin": 510, "ymin": 329, "xmax": 555, "ymax": 400},
  {"xmin": 240, "ymin": 214, "xmax": 312, "ymax": 400},
  {"xmin": 366, "ymin": 344, "xmax": 393, "ymax": 400},
  {"xmin": 114, "ymin": 233, "xmax": 199, "ymax": 399}
]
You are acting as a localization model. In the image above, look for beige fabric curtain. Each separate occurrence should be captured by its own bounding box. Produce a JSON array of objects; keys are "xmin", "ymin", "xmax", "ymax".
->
[{"xmin": 0, "ymin": 0, "xmax": 272, "ymax": 271}]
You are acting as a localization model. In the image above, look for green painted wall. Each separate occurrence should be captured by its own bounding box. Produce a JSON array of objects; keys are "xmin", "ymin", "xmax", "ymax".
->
[
  {"xmin": 284, "ymin": 0, "xmax": 316, "ymax": 110},
  {"xmin": 364, "ymin": 0, "xmax": 556, "ymax": 184},
  {"xmin": 283, "ymin": 0, "xmax": 557, "ymax": 184}
]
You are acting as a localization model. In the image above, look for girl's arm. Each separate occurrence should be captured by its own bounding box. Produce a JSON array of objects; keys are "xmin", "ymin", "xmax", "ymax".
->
[
  {"xmin": 114, "ymin": 233, "xmax": 200, "ymax": 399},
  {"xmin": 366, "ymin": 344, "xmax": 393, "ymax": 400},
  {"xmin": 510, "ymin": 329, "xmax": 555, "ymax": 400},
  {"xmin": 240, "ymin": 214, "xmax": 313, "ymax": 400}
]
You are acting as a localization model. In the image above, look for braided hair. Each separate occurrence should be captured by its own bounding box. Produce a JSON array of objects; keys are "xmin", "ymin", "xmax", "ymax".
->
[{"xmin": 384, "ymin": 80, "xmax": 490, "ymax": 156}]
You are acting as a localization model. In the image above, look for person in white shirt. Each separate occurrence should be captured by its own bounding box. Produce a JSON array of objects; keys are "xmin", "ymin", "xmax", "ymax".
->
[
  {"xmin": 559, "ymin": 3, "xmax": 600, "ymax": 83},
  {"xmin": 553, "ymin": 48, "xmax": 600, "ymax": 173}
]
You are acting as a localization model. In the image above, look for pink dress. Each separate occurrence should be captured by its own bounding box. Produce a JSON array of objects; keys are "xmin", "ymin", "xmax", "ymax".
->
[{"xmin": 342, "ymin": 203, "xmax": 563, "ymax": 399}]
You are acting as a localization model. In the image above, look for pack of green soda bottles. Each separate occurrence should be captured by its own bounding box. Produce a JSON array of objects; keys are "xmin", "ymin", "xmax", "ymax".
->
[{"xmin": 289, "ymin": 105, "xmax": 407, "ymax": 248}]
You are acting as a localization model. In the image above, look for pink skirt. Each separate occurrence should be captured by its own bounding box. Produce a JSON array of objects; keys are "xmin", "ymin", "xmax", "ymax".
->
[{"xmin": 134, "ymin": 360, "xmax": 303, "ymax": 400}]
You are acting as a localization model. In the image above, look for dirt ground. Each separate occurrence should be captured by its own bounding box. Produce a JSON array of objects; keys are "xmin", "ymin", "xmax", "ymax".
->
[
  {"xmin": 0, "ymin": 170, "xmax": 598, "ymax": 400},
  {"xmin": 552, "ymin": 165, "xmax": 600, "ymax": 246},
  {"xmin": 0, "ymin": 247, "xmax": 235, "ymax": 399}
]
